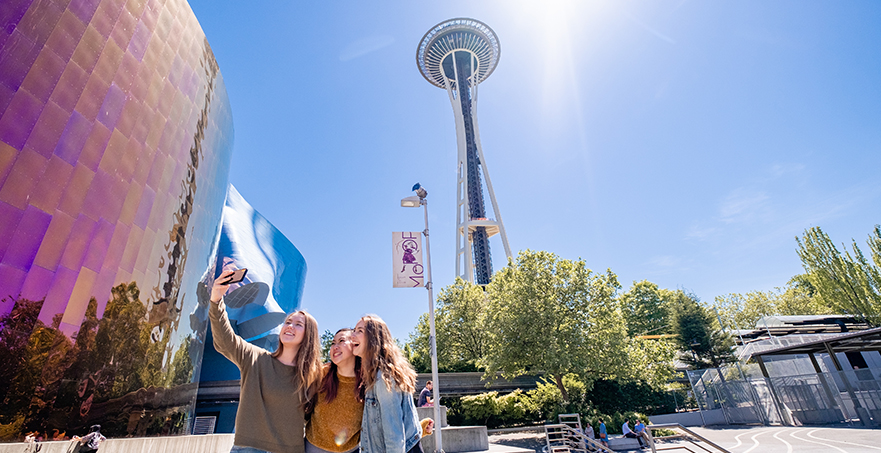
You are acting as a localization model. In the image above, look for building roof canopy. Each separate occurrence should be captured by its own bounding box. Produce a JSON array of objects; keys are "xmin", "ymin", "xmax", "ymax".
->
[{"xmin": 748, "ymin": 326, "xmax": 881, "ymax": 358}]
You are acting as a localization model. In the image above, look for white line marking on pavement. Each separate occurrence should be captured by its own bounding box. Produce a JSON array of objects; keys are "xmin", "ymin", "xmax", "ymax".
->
[
  {"xmin": 807, "ymin": 428, "xmax": 881, "ymax": 450},
  {"xmin": 731, "ymin": 430, "xmax": 751, "ymax": 450},
  {"xmin": 772, "ymin": 429, "xmax": 792, "ymax": 453},
  {"xmin": 789, "ymin": 428, "xmax": 848, "ymax": 453},
  {"xmin": 741, "ymin": 430, "xmax": 766, "ymax": 453}
]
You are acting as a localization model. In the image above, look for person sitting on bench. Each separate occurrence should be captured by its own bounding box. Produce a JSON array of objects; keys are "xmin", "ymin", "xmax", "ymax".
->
[{"xmin": 622, "ymin": 419, "xmax": 646, "ymax": 448}]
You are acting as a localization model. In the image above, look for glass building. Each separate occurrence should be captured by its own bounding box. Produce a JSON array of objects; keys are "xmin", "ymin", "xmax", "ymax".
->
[{"xmin": 0, "ymin": 0, "xmax": 305, "ymax": 440}]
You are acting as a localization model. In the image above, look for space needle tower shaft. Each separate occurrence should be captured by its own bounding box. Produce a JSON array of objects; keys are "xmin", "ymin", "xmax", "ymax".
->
[{"xmin": 417, "ymin": 18, "xmax": 512, "ymax": 285}]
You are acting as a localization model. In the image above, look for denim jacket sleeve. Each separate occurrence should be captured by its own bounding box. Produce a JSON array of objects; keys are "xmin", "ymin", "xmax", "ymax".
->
[
  {"xmin": 362, "ymin": 371, "xmax": 422, "ymax": 453},
  {"xmin": 375, "ymin": 376, "xmax": 407, "ymax": 452}
]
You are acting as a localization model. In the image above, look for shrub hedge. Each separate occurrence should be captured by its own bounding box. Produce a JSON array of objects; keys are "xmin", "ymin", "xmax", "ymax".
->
[{"xmin": 441, "ymin": 374, "xmax": 676, "ymax": 431}]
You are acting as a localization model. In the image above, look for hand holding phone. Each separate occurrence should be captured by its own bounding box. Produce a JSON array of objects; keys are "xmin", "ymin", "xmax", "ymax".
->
[
  {"xmin": 222, "ymin": 268, "xmax": 247, "ymax": 285},
  {"xmin": 209, "ymin": 269, "xmax": 248, "ymax": 303}
]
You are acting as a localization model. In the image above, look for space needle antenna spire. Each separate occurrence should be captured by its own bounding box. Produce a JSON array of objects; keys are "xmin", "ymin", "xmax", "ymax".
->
[{"xmin": 416, "ymin": 18, "xmax": 512, "ymax": 285}]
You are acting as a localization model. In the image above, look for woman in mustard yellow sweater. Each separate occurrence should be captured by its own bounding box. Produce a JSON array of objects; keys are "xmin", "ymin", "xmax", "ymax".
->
[{"xmin": 306, "ymin": 328, "xmax": 364, "ymax": 453}]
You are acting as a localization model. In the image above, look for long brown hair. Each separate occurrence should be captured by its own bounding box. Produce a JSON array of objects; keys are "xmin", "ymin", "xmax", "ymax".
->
[
  {"xmin": 357, "ymin": 315, "xmax": 416, "ymax": 394},
  {"xmin": 319, "ymin": 328, "xmax": 363, "ymax": 403},
  {"xmin": 271, "ymin": 310, "xmax": 322, "ymax": 412}
]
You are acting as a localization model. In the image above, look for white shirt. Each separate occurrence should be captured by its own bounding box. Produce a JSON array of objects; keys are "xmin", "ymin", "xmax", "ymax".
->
[{"xmin": 622, "ymin": 423, "xmax": 633, "ymax": 435}]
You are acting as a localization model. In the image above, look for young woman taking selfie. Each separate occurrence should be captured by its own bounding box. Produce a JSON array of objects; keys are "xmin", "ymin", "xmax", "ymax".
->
[{"xmin": 209, "ymin": 269, "xmax": 321, "ymax": 453}]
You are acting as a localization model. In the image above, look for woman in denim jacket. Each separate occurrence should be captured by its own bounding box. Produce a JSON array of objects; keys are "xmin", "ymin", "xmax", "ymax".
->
[{"xmin": 351, "ymin": 315, "xmax": 423, "ymax": 453}]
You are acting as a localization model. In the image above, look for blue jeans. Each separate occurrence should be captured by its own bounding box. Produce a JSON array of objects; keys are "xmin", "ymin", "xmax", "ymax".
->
[{"xmin": 230, "ymin": 446, "xmax": 271, "ymax": 453}]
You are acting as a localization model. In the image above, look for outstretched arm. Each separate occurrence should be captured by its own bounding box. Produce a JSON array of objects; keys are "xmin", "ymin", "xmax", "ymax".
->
[{"xmin": 208, "ymin": 271, "xmax": 258, "ymax": 367}]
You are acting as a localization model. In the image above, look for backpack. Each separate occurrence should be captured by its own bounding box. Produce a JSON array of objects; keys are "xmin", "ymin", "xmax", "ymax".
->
[{"xmin": 79, "ymin": 432, "xmax": 104, "ymax": 451}]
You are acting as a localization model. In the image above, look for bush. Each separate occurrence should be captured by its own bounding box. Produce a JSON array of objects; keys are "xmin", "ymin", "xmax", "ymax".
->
[
  {"xmin": 460, "ymin": 392, "xmax": 500, "ymax": 426},
  {"xmin": 443, "ymin": 374, "xmax": 664, "ymax": 430},
  {"xmin": 583, "ymin": 410, "xmax": 649, "ymax": 435},
  {"xmin": 497, "ymin": 390, "xmax": 539, "ymax": 425},
  {"xmin": 529, "ymin": 374, "xmax": 592, "ymax": 421},
  {"xmin": 441, "ymin": 396, "xmax": 465, "ymax": 426}
]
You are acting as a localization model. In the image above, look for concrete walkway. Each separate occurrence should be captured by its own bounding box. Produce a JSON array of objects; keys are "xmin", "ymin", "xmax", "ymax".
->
[
  {"xmin": 689, "ymin": 426, "xmax": 881, "ymax": 453},
  {"xmin": 487, "ymin": 425, "xmax": 881, "ymax": 453},
  {"xmin": 4, "ymin": 426, "xmax": 879, "ymax": 453}
]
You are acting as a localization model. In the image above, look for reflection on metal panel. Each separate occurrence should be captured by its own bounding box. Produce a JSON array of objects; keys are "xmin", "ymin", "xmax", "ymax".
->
[
  {"xmin": 197, "ymin": 185, "xmax": 306, "ymax": 381},
  {"xmin": 0, "ymin": 0, "xmax": 234, "ymax": 440},
  {"xmin": 217, "ymin": 184, "xmax": 306, "ymax": 348}
]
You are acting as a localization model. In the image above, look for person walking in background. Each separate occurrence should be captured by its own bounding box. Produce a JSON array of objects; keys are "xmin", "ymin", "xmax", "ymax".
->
[
  {"xmin": 74, "ymin": 425, "xmax": 105, "ymax": 453},
  {"xmin": 418, "ymin": 380, "xmax": 434, "ymax": 407},
  {"xmin": 351, "ymin": 315, "xmax": 423, "ymax": 453},
  {"xmin": 306, "ymin": 328, "xmax": 363, "ymax": 453},
  {"xmin": 210, "ymin": 269, "xmax": 322, "ymax": 453},
  {"xmin": 598, "ymin": 419, "xmax": 608, "ymax": 448}
]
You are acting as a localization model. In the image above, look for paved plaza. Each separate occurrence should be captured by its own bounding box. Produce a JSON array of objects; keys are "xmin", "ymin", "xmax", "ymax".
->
[
  {"xmin": 689, "ymin": 426, "xmax": 881, "ymax": 453},
  {"xmin": 488, "ymin": 425, "xmax": 881, "ymax": 453}
]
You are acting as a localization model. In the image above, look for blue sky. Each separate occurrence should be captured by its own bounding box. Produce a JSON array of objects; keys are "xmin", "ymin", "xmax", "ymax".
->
[{"xmin": 186, "ymin": 1, "xmax": 881, "ymax": 339}]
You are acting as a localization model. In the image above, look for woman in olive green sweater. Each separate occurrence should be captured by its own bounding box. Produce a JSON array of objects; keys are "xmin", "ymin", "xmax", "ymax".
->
[{"xmin": 210, "ymin": 270, "xmax": 322, "ymax": 453}]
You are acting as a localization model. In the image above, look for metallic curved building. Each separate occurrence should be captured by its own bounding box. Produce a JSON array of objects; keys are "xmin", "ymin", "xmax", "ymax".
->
[{"xmin": 0, "ymin": 0, "xmax": 304, "ymax": 440}]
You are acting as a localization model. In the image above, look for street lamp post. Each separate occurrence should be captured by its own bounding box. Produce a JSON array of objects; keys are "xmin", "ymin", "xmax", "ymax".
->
[{"xmin": 401, "ymin": 183, "xmax": 443, "ymax": 453}]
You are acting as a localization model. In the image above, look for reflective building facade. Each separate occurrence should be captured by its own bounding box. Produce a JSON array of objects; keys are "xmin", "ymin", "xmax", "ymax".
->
[{"xmin": 0, "ymin": 0, "xmax": 254, "ymax": 440}]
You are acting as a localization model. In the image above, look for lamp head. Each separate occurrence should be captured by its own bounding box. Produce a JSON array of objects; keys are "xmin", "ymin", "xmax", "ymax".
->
[{"xmin": 401, "ymin": 196, "xmax": 421, "ymax": 207}]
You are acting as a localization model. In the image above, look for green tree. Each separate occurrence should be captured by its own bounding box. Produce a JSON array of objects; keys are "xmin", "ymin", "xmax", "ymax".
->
[
  {"xmin": 168, "ymin": 336, "xmax": 194, "ymax": 386},
  {"xmin": 320, "ymin": 330, "xmax": 334, "ymax": 363},
  {"xmin": 0, "ymin": 298, "xmax": 44, "ymax": 405},
  {"xmin": 714, "ymin": 291, "xmax": 776, "ymax": 331},
  {"xmin": 669, "ymin": 291, "xmax": 735, "ymax": 369},
  {"xmin": 620, "ymin": 280, "xmax": 672, "ymax": 336},
  {"xmin": 406, "ymin": 278, "xmax": 488, "ymax": 373},
  {"xmin": 797, "ymin": 226, "xmax": 881, "ymax": 325},
  {"xmin": 405, "ymin": 314, "xmax": 432, "ymax": 373},
  {"xmin": 775, "ymin": 274, "xmax": 831, "ymax": 317},
  {"xmin": 482, "ymin": 250, "xmax": 670, "ymax": 401},
  {"xmin": 715, "ymin": 275, "xmax": 831, "ymax": 330}
]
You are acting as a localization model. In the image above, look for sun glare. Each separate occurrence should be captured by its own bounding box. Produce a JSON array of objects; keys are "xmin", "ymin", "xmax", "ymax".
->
[{"xmin": 495, "ymin": 1, "xmax": 619, "ymax": 126}]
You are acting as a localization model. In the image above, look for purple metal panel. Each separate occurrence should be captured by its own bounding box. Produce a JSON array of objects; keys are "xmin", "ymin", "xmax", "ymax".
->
[
  {"xmin": 53, "ymin": 109, "xmax": 91, "ymax": 163},
  {"xmin": 19, "ymin": 263, "xmax": 54, "ymax": 302},
  {"xmin": 68, "ymin": 0, "xmax": 101, "ymax": 24},
  {"xmin": 0, "ymin": 87, "xmax": 44, "ymax": 149},
  {"xmin": 96, "ymin": 81, "xmax": 124, "ymax": 129},
  {"xmin": 25, "ymin": 99, "xmax": 67, "ymax": 157},
  {"xmin": 1, "ymin": 204, "xmax": 52, "ymax": 271}
]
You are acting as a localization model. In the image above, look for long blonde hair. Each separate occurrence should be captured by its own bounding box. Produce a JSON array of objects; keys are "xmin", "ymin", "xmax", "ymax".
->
[
  {"xmin": 357, "ymin": 315, "xmax": 416, "ymax": 394},
  {"xmin": 271, "ymin": 310, "xmax": 322, "ymax": 411}
]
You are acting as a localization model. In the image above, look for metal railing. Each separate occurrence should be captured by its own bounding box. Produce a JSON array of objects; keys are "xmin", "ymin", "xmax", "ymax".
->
[{"xmin": 544, "ymin": 423, "xmax": 613, "ymax": 453}]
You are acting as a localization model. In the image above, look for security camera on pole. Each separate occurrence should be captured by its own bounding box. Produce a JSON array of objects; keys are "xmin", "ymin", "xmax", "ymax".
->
[{"xmin": 395, "ymin": 183, "xmax": 443, "ymax": 453}]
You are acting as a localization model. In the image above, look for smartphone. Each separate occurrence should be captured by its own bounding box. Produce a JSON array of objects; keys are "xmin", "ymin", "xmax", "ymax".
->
[{"xmin": 222, "ymin": 268, "xmax": 248, "ymax": 285}]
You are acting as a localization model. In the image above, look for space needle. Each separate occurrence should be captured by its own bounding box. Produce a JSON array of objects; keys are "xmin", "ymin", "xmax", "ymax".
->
[{"xmin": 417, "ymin": 18, "xmax": 512, "ymax": 285}]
